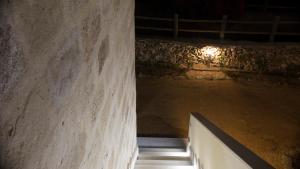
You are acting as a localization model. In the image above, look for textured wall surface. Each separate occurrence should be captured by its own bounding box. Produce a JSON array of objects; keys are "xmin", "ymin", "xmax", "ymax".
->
[
  {"xmin": 0, "ymin": 0, "xmax": 136, "ymax": 169},
  {"xmin": 136, "ymin": 38, "xmax": 300, "ymax": 77}
]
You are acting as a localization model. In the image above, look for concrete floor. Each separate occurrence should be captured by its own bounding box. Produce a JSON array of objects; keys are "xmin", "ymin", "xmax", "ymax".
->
[{"xmin": 137, "ymin": 78, "xmax": 300, "ymax": 169}]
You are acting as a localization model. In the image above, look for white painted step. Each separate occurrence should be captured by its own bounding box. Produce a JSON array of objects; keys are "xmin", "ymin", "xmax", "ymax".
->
[
  {"xmin": 135, "ymin": 137, "xmax": 194, "ymax": 169},
  {"xmin": 134, "ymin": 165, "xmax": 194, "ymax": 169},
  {"xmin": 136, "ymin": 159, "xmax": 192, "ymax": 166},
  {"xmin": 139, "ymin": 148, "xmax": 186, "ymax": 152},
  {"xmin": 139, "ymin": 151, "xmax": 190, "ymax": 158},
  {"xmin": 138, "ymin": 137, "xmax": 187, "ymax": 148},
  {"xmin": 138, "ymin": 156, "xmax": 191, "ymax": 161},
  {"xmin": 139, "ymin": 144, "xmax": 190, "ymax": 158}
]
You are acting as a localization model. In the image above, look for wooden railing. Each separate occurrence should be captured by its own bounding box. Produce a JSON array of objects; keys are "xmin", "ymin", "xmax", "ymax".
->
[{"xmin": 135, "ymin": 14, "xmax": 300, "ymax": 42}]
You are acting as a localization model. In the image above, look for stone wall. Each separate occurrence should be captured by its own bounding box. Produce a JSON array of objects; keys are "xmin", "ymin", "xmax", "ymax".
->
[
  {"xmin": 136, "ymin": 38, "xmax": 300, "ymax": 78},
  {"xmin": 0, "ymin": 0, "xmax": 136, "ymax": 169}
]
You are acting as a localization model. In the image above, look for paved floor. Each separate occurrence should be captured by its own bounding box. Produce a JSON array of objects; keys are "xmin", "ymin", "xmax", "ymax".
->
[{"xmin": 137, "ymin": 78, "xmax": 300, "ymax": 169}]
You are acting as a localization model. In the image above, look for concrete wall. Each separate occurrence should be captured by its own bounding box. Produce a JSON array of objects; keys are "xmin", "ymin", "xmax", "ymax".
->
[{"xmin": 0, "ymin": 0, "xmax": 136, "ymax": 169}]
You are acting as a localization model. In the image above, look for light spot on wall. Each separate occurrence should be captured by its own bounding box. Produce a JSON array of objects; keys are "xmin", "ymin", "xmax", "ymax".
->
[{"xmin": 200, "ymin": 46, "xmax": 221, "ymax": 59}]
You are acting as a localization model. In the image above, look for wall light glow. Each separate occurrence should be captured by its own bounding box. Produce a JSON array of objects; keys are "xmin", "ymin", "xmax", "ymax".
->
[{"xmin": 201, "ymin": 46, "xmax": 221, "ymax": 58}]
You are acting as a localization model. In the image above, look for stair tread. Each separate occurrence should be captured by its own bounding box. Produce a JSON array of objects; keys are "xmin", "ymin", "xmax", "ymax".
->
[
  {"xmin": 139, "ymin": 147, "xmax": 186, "ymax": 152},
  {"xmin": 135, "ymin": 137, "xmax": 193, "ymax": 169},
  {"xmin": 136, "ymin": 159, "xmax": 192, "ymax": 165},
  {"xmin": 138, "ymin": 137, "xmax": 187, "ymax": 148},
  {"xmin": 134, "ymin": 165, "xmax": 194, "ymax": 169},
  {"xmin": 138, "ymin": 156, "xmax": 191, "ymax": 161},
  {"xmin": 139, "ymin": 151, "xmax": 190, "ymax": 157}
]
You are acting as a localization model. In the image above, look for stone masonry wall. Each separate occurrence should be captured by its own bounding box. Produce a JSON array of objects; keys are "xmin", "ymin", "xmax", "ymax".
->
[
  {"xmin": 0, "ymin": 0, "xmax": 136, "ymax": 169},
  {"xmin": 136, "ymin": 38, "xmax": 300, "ymax": 77}
]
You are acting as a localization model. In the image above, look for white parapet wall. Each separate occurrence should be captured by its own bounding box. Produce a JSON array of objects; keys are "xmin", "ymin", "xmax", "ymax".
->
[{"xmin": 188, "ymin": 113, "xmax": 274, "ymax": 169}]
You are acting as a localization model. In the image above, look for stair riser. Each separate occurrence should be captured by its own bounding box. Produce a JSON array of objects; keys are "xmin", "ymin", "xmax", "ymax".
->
[
  {"xmin": 139, "ymin": 148, "xmax": 187, "ymax": 152},
  {"xmin": 138, "ymin": 137, "xmax": 188, "ymax": 148},
  {"xmin": 136, "ymin": 160, "xmax": 192, "ymax": 165},
  {"xmin": 138, "ymin": 156, "xmax": 191, "ymax": 161},
  {"xmin": 135, "ymin": 137, "xmax": 193, "ymax": 169},
  {"xmin": 135, "ymin": 166, "xmax": 194, "ymax": 169},
  {"xmin": 139, "ymin": 152, "xmax": 190, "ymax": 157}
]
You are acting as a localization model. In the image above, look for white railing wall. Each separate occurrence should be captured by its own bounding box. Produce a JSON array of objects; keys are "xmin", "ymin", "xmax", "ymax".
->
[{"xmin": 188, "ymin": 113, "xmax": 274, "ymax": 169}]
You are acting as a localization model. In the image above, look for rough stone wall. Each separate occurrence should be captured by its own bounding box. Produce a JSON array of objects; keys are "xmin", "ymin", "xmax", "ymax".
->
[
  {"xmin": 0, "ymin": 0, "xmax": 136, "ymax": 169},
  {"xmin": 136, "ymin": 38, "xmax": 300, "ymax": 77}
]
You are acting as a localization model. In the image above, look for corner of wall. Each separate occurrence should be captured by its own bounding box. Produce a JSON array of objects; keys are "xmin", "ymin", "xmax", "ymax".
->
[{"xmin": 128, "ymin": 145, "xmax": 139, "ymax": 169}]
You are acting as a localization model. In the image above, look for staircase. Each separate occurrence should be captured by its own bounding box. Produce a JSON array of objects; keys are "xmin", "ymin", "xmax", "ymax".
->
[{"xmin": 134, "ymin": 137, "xmax": 194, "ymax": 169}]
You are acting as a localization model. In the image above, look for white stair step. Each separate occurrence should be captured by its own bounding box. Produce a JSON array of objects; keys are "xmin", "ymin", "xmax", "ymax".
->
[
  {"xmin": 138, "ymin": 137, "xmax": 187, "ymax": 148},
  {"xmin": 138, "ymin": 156, "xmax": 191, "ymax": 161},
  {"xmin": 134, "ymin": 165, "xmax": 194, "ymax": 169},
  {"xmin": 136, "ymin": 159, "xmax": 192, "ymax": 166},
  {"xmin": 139, "ymin": 147, "xmax": 186, "ymax": 153},
  {"xmin": 139, "ymin": 151, "xmax": 190, "ymax": 158},
  {"xmin": 135, "ymin": 137, "xmax": 193, "ymax": 169}
]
